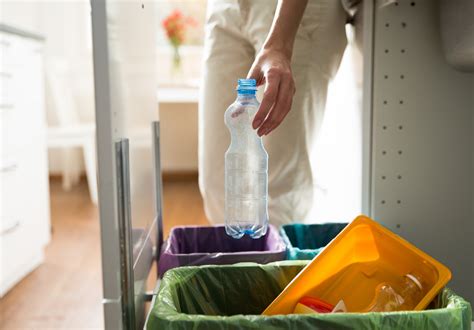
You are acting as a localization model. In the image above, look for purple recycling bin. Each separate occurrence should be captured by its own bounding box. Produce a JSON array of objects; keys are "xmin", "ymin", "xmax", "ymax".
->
[{"xmin": 158, "ymin": 224, "xmax": 286, "ymax": 276}]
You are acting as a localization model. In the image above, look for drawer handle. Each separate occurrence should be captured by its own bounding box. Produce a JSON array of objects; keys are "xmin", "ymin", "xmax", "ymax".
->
[
  {"xmin": 0, "ymin": 104, "xmax": 15, "ymax": 110},
  {"xmin": 1, "ymin": 161, "xmax": 18, "ymax": 173},
  {"xmin": 0, "ymin": 72, "xmax": 13, "ymax": 79},
  {"xmin": 1, "ymin": 220, "xmax": 21, "ymax": 236},
  {"xmin": 0, "ymin": 40, "xmax": 11, "ymax": 47}
]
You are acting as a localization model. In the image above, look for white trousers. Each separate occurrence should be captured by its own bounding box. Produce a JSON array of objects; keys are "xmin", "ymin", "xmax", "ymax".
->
[{"xmin": 199, "ymin": 0, "xmax": 348, "ymax": 226}]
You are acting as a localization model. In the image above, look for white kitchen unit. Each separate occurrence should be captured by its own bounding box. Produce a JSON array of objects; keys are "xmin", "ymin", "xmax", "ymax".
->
[{"xmin": 0, "ymin": 24, "xmax": 51, "ymax": 297}]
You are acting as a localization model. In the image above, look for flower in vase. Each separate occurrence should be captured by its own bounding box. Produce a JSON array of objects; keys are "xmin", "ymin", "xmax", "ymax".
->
[{"xmin": 162, "ymin": 9, "xmax": 197, "ymax": 70}]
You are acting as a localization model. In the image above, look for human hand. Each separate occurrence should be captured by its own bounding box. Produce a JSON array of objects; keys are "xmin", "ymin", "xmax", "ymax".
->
[{"xmin": 247, "ymin": 48, "xmax": 296, "ymax": 136}]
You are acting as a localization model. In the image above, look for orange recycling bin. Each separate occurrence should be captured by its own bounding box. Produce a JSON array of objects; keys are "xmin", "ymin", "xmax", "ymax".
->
[{"xmin": 263, "ymin": 215, "xmax": 452, "ymax": 315}]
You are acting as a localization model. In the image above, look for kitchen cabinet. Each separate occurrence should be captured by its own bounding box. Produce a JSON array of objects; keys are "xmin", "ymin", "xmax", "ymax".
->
[{"xmin": 0, "ymin": 25, "xmax": 51, "ymax": 297}]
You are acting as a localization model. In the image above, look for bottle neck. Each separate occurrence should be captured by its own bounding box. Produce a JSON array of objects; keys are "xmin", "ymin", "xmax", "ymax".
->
[{"xmin": 237, "ymin": 91, "xmax": 256, "ymax": 100}]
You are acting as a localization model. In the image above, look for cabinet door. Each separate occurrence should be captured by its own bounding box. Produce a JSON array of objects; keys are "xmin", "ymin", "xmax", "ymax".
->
[{"xmin": 91, "ymin": 2, "xmax": 159, "ymax": 329}]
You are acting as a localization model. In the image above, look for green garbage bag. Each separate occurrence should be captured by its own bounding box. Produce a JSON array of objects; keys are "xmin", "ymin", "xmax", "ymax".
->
[
  {"xmin": 146, "ymin": 261, "xmax": 472, "ymax": 330},
  {"xmin": 280, "ymin": 223, "xmax": 347, "ymax": 260}
]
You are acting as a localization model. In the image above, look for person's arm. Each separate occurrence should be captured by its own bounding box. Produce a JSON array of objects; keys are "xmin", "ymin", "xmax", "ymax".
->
[{"xmin": 247, "ymin": 0, "xmax": 308, "ymax": 136}]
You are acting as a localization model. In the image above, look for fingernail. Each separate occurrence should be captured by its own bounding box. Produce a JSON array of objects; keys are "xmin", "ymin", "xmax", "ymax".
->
[{"xmin": 253, "ymin": 119, "xmax": 262, "ymax": 128}]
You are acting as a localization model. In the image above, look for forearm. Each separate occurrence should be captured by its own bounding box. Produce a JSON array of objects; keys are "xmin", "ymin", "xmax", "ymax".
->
[{"xmin": 262, "ymin": 0, "xmax": 308, "ymax": 59}]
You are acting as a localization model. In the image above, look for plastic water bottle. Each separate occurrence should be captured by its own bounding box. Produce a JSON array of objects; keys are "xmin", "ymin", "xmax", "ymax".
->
[
  {"xmin": 366, "ymin": 273, "xmax": 424, "ymax": 312},
  {"xmin": 224, "ymin": 79, "xmax": 269, "ymax": 239}
]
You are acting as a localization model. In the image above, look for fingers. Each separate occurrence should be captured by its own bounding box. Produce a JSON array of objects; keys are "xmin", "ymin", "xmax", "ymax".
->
[
  {"xmin": 247, "ymin": 63, "xmax": 265, "ymax": 86},
  {"xmin": 252, "ymin": 71, "xmax": 280, "ymax": 131},
  {"xmin": 247, "ymin": 51, "xmax": 295, "ymax": 135},
  {"xmin": 257, "ymin": 76, "xmax": 295, "ymax": 136}
]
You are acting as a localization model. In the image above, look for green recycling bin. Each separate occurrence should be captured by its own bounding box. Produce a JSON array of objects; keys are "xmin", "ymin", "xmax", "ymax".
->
[{"xmin": 146, "ymin": 261, "xmax": 472, "ymax": 330}]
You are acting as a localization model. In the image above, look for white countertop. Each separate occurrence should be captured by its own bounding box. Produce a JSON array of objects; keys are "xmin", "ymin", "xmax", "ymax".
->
[{"xmin": 156, "ymin": 86, "xmax": 199, "ymax": 103}]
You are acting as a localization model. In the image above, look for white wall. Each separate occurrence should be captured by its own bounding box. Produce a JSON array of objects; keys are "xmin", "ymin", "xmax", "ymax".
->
[
  {"xmin": 1, "ymin": 1, "xmax": 41, "ymax": 31},
  {"xmin": 1, "ymin": 0, "xmax": 95, "ymax": 175},
  {"xmin": 2, "ymin": 0, "xmax": 94, "ymax": 118}
]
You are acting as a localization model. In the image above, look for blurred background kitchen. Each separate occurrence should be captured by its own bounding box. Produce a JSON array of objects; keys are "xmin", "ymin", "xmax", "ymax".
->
[{"xmin": 0, "ymin": 1, "xmax": 361, "ymax": 328}]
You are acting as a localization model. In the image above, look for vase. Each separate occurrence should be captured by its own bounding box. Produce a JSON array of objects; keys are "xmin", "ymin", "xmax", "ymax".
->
[{"xmin": 170, "ymin": 46, "xmax": 183, "ymax": 84}]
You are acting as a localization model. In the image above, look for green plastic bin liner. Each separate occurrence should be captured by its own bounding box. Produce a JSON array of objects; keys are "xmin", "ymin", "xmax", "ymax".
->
[
  {"xmin": 280, "ymin": 223, "xmax": 347, "ymax": 260},
  {"xmin": 146, "ymin": 261, "xmax": 472, "ymax": 330}
]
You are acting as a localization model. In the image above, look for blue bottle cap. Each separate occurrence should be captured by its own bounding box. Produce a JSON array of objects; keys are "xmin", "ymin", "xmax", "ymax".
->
[
  {"xmin": 236, "ymin": 78, "xmax": 257, "ymax": 93},
  {"xmin": 238, "ymin": 78, "xmax": 256, "ymax": 87}
]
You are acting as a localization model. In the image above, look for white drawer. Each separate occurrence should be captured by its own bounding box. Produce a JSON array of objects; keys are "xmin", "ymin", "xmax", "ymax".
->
[
  {"xmin": 0, "ymin": 32, "xmax": 43, "ymax": 70},
  {"xmin": 0, "ymin": 213, "xmax": 45, "ymax": 296},
  {"xmin": 0, "ymin": 72, "xmax": 14, "ymax": 107},
  {"xmin": 0, "ymin": 54, "xmax": 45, "ymax": 158},
  {"xmin": 0, "ymin": 153, "xmax": 45, "ymax": 295},
  {"xmin": 1, "ymin": 215, "xmax": 39, "ymax": 260},
  {"xmin": 2, "ymin": 49, "xmax": 44, "ymax": 104},
  {"xmin": 0, "ymin": 33, "xmax": 19, "ymax": 69},
  {"xmin": 1, "ymin": 146, "xmax": 50, "ymax": 231},
  {"xmin": 1, "ymin": 106, "xmax": 45, "ymax": 159},
  {"xmin": 0, "ymin": 156, "xmax": 21, "ymax": 223}
]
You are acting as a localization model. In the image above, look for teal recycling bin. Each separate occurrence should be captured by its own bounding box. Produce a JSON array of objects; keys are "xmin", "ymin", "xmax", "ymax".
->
[{"xmin": 280, "ymin": 223, "xmax": 347, "ymax": 260}]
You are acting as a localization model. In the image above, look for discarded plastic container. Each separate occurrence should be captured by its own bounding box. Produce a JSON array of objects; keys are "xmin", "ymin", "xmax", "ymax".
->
[
  {"xmin": 224, "ymin": 78, "xmax": 268, "ymax": 239},
  {"xmin": 157, "ymin": 224, "xmax": 286, "ymax": 277},
  {"xmin": 280, "ymin": 223, "xmax": 347, "ymax": 260},
  {"xmin": 263, "ymin": 215, "xmax": 452, "ymax": 315},
  {"xmin": 146, "ymin": 261, "xmax": 472, "ymax": 329}
]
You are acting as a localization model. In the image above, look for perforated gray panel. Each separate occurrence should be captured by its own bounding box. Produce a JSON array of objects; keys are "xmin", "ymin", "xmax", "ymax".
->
[{"xmin": 371, "ymin": 0, "xmax": 473, "ymax": 302}]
